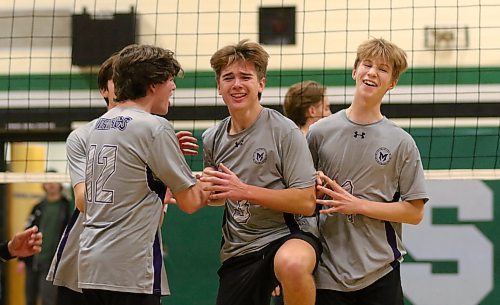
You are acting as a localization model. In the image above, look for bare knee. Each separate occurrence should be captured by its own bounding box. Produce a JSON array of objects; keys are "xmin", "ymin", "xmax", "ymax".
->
[{"xmin": 274, "ymin": 239, "xmax": 316, "ymax": 282}]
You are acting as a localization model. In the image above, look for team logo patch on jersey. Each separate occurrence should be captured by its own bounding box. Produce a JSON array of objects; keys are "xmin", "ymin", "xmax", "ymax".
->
[
  {"xmin": 253, "ymin": 148, "xmax": 267, "ymax": 164},
  {"xmin": 375, "ymin": 147, "xmax": 392, "ymax": 165},
  {"xmin": 233, "ymin": 200, "xmax": 251, "ymax": 223}
]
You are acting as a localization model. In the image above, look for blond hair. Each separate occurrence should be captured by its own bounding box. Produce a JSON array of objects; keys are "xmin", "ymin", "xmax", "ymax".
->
[{"xmin": 354, "ymin": 38, "xmax": 408, "ymax": 81}]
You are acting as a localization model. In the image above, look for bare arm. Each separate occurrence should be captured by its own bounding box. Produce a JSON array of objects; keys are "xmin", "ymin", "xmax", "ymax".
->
[
  {"xmin": 317, "ymin": 173, "xmax": 424, "ymax": 225},
  {"xmin": 173, "ymin": 180, "xmax": 211, "ymax": 214},
  {"xmin": 73, "ymin": 182, "xmax": 85, "ymax": 212},
  {"xmin": 164, "ymin": 132, "xmax": 206, "ymax": 214},
  {"xmin": 201, "ymin": 163, "xmax": 316, "ymax": 215}
]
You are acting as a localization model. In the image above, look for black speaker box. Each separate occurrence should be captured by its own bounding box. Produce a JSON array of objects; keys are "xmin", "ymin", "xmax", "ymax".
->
[
  {"xmin": 71, "ymin": 7, "xmax": 137, "ymax": 66},
  {"xmin": 259, "ymin": 6, "xmax": 295, "ymax": 45}
]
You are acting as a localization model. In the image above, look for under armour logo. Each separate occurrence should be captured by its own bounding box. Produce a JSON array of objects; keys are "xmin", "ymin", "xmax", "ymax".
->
[
  {"xmin": 235, "ymin": 140, "xmax": 244, "ymax": 148},
  {"xmin": 353, "ymin": 131, "xmax": 366, "ymax": 139}
]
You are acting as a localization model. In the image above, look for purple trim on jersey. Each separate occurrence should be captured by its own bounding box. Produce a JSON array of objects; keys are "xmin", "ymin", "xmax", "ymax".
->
[
  {"xmin": 152, "ymin": 232, "xmax": 162, "ymax": 294},
  {"xmin": 220, "ymin": 207, "xmax": 228, "ymax": 249},
  {"xmin": 284, "ymin": 212, "xmax": 300, "ymax": 233},
  {"xmin": 384, "ymin": 221, "xmax": 401, "ymax": 268},
  {"xmin": 147, "ymin": 166, "xmax": 166, "ymax": 294},
  {"xmin": 53, "ymin": 209, "xmax": 80, "ymax": 275},
  {"xmin": 146, "ymin": 166, "xmax": 166, "ymax": 201}
]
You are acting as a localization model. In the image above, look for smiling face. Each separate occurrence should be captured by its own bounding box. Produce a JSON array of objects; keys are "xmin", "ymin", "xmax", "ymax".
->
[
  {"xmin": 217, "ymin": 60, "xmax": 265, "ymax": 113},
  {"xmin": 151, "ymin": 76, "xmax": 176, "ymax": 115},
  {"xmin": 352, "ymin": 57, "xmax": 398, "ymax": 103}
]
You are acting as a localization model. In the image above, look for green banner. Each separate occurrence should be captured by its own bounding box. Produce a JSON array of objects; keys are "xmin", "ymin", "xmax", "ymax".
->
[{"xmin": 403, "ymin": 180, "xmax": 499, "ymax": 305}]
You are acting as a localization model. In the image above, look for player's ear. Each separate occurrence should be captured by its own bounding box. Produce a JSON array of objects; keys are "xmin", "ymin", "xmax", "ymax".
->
[
  {"xmin": 307, "ymin": 104, "xmax": 317, "ymax": 117},
  {"xmin": 388, "ymin": 78, "xmax": 398, "ymax": 91},
  {"xmin": 216, "ymin": 79, "xmax": 222, "ymax": 95},
  {"xmin": 258, "ymin": 76, "xmax": 266, "ymax": 94},
  {"xmin": 351, "ymin": 68, "xmax": 357, "ymax": 80}
]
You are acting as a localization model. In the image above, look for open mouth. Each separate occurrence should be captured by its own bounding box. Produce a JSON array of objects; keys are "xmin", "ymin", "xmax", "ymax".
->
[
  {"xmin": 231, "ymin": 93, "xmax": 246, "ymax": 100},
  {"xmin": 363, "ymin": 79, "xmax": 377, "ymax": 87}
]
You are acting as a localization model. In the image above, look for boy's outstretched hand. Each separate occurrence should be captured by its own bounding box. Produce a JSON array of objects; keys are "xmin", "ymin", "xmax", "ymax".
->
[{"xmin": 8, "ymin": 226, "xmax": 43, "ymax": 258}]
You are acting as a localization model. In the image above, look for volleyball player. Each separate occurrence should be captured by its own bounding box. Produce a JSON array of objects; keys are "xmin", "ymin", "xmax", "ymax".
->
[
  {"xmin": 201, "ymin": 40, "xmax": 321, "ymax": 305},
  {"xmin": 45, "ymin": 54, "xmax": 118, "ymax": 305},
  {"xmin": 270, "ymin": 80, "xmax": 331, "ymax": 305},
  {"xmin": 47, "ymin": 48, "xmax": 201, "ymax": 305},
  {"xmin": 307, "ymin": 38, "xmax": 429, "ymax": 305},
  {"xmin": 283, "ymin": 80, "xmax": 331, "ymax": 136},
  {"xmin": 75, "ymin": 44, "xmax": 210, "ymax": 305}
]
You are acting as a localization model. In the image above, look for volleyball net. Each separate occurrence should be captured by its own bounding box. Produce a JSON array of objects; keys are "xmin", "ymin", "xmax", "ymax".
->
[{"xmin": 1, "ymin": 0, "xmax": 499, "ymax": 182}]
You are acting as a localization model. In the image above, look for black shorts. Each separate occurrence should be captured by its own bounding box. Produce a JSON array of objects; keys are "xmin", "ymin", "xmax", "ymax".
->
[
  {"xmin": 216, "ymin": 231, "xmax": 321, "ymax": 305},
  {"xmin": 316, "ymin": 266, "xmax": 404, "ymax": 305},
  {"xmin": 57, "ymin": 286, "xmax": 86, "ymax": 305},
  {"xmin": 82, "ymin": 289, "xmax": 161, "ymax": 305}
]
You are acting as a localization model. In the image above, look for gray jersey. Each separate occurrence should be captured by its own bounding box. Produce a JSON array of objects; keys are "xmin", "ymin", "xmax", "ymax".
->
[
  {"xmin": 79, "ymin": 106, "xmax": 196, "ymax": 295},
  {"xmin": 308, "ymin": 109, "xmax": 428, "ymax": 291},
  {"xmin": 203, "ymin": 108, "xmax": 316, "ymax": 262},
  {"xmin": 46, "ymin": 121, "xmax": 93, "ymax": 292}
]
